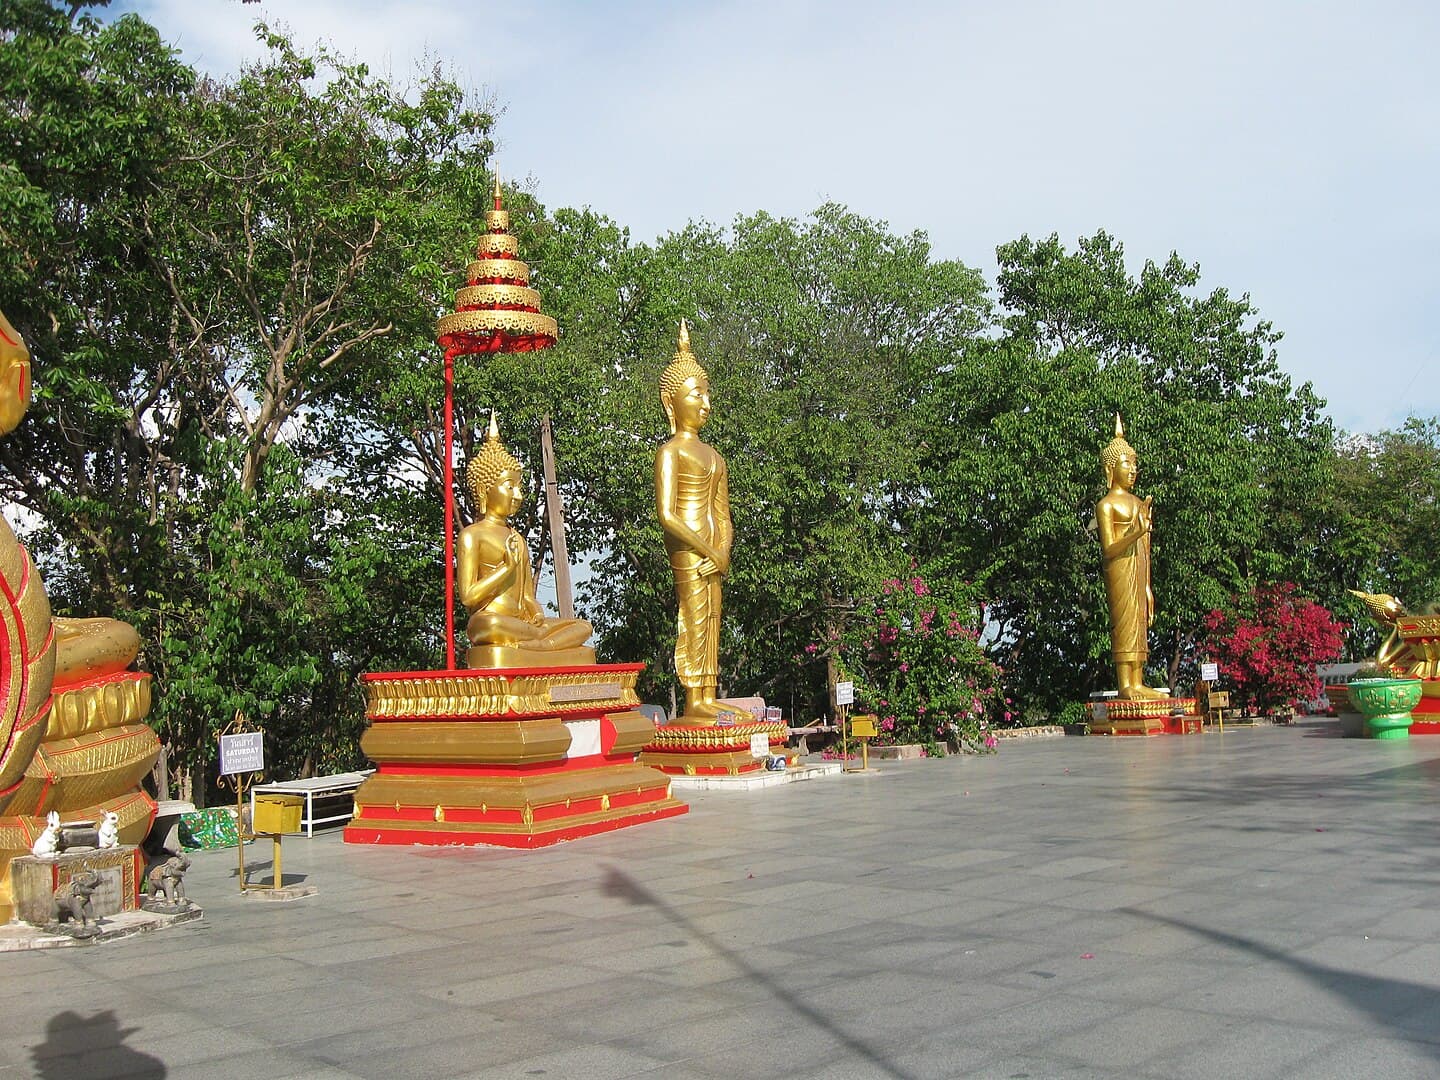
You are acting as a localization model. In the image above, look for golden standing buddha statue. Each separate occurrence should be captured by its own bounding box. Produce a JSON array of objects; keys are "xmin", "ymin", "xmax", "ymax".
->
[
  {"xmin": 1097, "ymin": 414, "xmax": 1164, "ymax": 700},
  {"xmin": 458, "ymin": 414, "xmax": 594, "ymax": 668},
  {"xmin": 656, "ymin": 321, "xmax": 732, "ymax": 721}
]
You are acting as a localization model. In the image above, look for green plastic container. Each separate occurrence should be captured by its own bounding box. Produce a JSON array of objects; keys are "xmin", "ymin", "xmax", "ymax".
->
[{"xmin": 1347, "ymin": 678, "xmax": 1423, "ymax": 740}]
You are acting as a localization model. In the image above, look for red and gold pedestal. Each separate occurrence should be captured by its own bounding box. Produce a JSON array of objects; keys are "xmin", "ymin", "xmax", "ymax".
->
[
  {"xmin": 343, "ymin": 664, "xmax": 687, "ymax": 848},
  {"xmin": 640, "ymin": 720, "xmax": 793, "ymax": 776},
  {"xmin": 1089, "ymin": 697, "xmax": 1198, "ymax": 736}
]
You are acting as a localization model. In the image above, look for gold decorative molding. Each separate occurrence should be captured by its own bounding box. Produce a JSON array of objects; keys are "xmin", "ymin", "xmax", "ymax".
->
[
  {"xmin": 474, "ymin": 233, "xmax": 520, "ymax": 257},
  {"xmin": 359, "ymin": 718, "xmax": 570, "ymax": 766},
  {"xmin": 436, "ymin": 308, "xmax": 557, "ymax": 341},
  {"xmin": 605, "ymin": 711, "xmax": 657, "ymax": 757},
  {"xmin": 645, "ymin": 720, "xmax": 787, "ymax": 752},
  {"xmin": 47, "ymin": 673, "xmax": 152, "ymax": 740},
  {"xmin": 1101, "ymin": 697, "xmax": 1195, "ymax": 720},
  {"xmin": 462, "ymin": 258, "xmax": 531, "ymax": 284},
  {"xmin": 364, "ymin": 669, "xmax": 639, "ymax": 720},
  {"xmin": 454, "ymin": 284, "xmax": 542, "ymax": 311}
]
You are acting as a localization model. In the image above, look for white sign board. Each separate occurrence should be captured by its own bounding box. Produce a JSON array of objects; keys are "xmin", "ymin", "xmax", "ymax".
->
[
  {"xmin": 835, "ymin": 681, "xmax": 855, "ymax": 706},
  {"xmin": 750, "ymin": 733, "xmax": 769, "ymax": 759},
  {"xmin": 219, "ymin": 732, "xmax": 265, "ymax": 777},
  {"xmin": 1200, "ymin": 663, "xmax": 1219, "ymax": 683},
  {"xmin": 1091, "ymin": 700, "xmax": 1108, "ymax": 722}
]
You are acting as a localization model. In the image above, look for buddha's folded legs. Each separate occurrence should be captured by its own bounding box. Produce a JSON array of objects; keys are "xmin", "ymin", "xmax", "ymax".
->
[{"xmin": 467, "ymin": 609, "xmax": 594, "ymax": 651}]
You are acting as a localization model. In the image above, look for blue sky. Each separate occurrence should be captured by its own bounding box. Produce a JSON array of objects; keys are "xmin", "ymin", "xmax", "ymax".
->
[{"xmin": 119, "ymin": 0, "xmax": 1440, "ymax": 435}]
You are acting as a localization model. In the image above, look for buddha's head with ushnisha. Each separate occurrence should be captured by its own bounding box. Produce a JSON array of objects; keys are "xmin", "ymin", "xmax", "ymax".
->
[
  {"xmin": 466, "ymin": 412, "xmax": 525, "ymax": 516},
  {"xmin": 1101, "ymin": 412, "xmax": 1138, "ymax": 490},
  {"xmin": 659, "ymin": 319, "xmax": 711, "ymax": 435}
]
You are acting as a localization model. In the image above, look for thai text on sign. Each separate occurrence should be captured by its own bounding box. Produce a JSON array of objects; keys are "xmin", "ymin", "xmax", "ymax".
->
[{"xmin": 219, "ymin": 732, "xmax": 265, "ymax": 776}]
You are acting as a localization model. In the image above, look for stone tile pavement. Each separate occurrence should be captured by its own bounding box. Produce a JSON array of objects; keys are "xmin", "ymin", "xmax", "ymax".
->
[{"xmin": 7, "ymin": 720, "xmax": 1440, "ymax": 1078}]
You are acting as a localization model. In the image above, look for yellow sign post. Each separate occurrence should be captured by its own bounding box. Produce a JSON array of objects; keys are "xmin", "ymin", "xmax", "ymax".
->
[
  {"xmin": 848, "ymin": 713, "xmax": 877, "ymax": 772},
  {"xmin": 218, "ymin": 711, "xmax": 301, "ymax": 893}
]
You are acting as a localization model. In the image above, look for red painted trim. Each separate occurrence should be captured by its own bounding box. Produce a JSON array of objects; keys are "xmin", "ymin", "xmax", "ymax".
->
[
  {"xmin": 363, "ymin": 663, "xmax": 645, "ymax": 681},
  {"xmin": 443, "ymin": 346, "xmax": 456, "ymax": 670},
  {"xmin": 651, "ymin": 762, "xmax": 767, "ymax": 776},
  {"xmin": 343, "ymin": 801, "xmax": 687, "ymax": 848},
  {"xmin": 50, "ymin": 668, "xmax": 146, "ymax": 694}
]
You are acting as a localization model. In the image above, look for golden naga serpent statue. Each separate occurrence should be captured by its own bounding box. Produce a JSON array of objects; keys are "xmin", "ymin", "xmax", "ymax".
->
[
  {"xmin": 1349, "ymin": 588, "xmax": 1440, "ymax": 680},
  {"xmin": 0, "ymin": 312, "xmax": 160, "ymax": 917}
]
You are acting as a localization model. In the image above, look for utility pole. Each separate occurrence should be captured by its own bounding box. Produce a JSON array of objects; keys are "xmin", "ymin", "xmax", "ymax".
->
[{"xmin": 538, "ymin": 415, "xmax": 575, "ymax": 620}]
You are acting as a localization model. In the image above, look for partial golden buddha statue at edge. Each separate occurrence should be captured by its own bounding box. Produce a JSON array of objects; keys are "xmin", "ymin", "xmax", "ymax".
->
[
  {"xmin": 0, "ymin": 312, "xmax": 157, "ymax": 921},
  {"xmin": 656, "ymin": 320, "xmax": 732, "ymax": 722},
  {"xmin": 1097, "ymin": 414, "xmax": 1164, "ymax": 701},
  {"xmin": 458, "ymin": 413, "xmax": 594, "ymax": 669}
]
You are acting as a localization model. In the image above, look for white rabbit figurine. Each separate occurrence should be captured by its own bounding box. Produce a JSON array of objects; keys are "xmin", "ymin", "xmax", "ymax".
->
[
  {"xmin": 97, "ymin": 810, "xmax": 120, "ymax": 849},
  {"xmin": 31, "ymin": 811, "xmax": 61, "ymax": 857}
]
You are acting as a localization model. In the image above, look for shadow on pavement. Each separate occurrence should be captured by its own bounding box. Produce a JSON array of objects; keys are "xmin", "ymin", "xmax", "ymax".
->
[
  {"xmin": 602, "ymin": 864, "xmax": 914, "ymax": 1079},
  {"xmin": 1123, "ymin": 908, "xmax": 1440, "ymax": 1059},
  {"xmin": 32, "ymin": 1010, "xmax": 166, "ymax": 1079}
]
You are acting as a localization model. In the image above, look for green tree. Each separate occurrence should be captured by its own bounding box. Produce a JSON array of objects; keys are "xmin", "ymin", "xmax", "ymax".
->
[
  {"xmin": 1314, "ymin": 418, "xmax": 1440, "ymax": 657},
  {"xmin": 911, "ymin": 232, "xmax": 1333, "ymax": 713},
  {"xmin": 1, "ymin": 3, "xmax": 496, "ymax": 797},
  {"xmin": 532, "ymin": 206, "xmax": 988, "ymax": 717}
]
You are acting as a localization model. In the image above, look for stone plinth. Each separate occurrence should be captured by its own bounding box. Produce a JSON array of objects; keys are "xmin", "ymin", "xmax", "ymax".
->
[
  {"xmin": 10, "ymin": 846, "xmax": 143, "ymax": 926},
  {"xmin": 640, "ymin": 720, "xmax": 792, "ymax": 777},
  {"xmin": 1089, "ymin": 697, "xmax": 1198, "ymax": 736},
  {"xmin": 343, "ymin": 664, "xmax": 687, "ymax": 848}
]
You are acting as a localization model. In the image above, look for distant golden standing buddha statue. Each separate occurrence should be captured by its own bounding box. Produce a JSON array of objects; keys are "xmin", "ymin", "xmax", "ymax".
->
[
  {"xmin": 1097, "ymin": 414, "xmax": 1163, "ymax": 700},
  {"xmin": 457, "ymin": 413, "xmax": 594, "ymax": 668},
  {"xmin": 656, "ymin": 320, "xmax": 732, "ymax": 721}
]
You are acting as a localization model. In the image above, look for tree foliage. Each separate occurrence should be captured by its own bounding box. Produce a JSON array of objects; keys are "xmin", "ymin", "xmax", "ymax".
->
[
  {"xmin": 909, "ymin": 232, "xmax": 1334, "ymax": 713},
  {"xmin": 835, "ymin": 573, "xmax": 1004, "ymax": 755},
  {"xmin": 8, "ymin": 0, "xmax": 1438, "ymax": 783},
  {"xmin": 1, "ymin": 2, "xmax": 492, "ymax": 797},
  {"xmin": 1199, "ymin": 582, "xmax": 1345, "ymax": 713}
]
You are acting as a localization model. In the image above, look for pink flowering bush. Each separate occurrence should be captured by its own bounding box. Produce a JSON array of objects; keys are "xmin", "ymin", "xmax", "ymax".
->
[
  {"xmin": 836, "ymin": 574, "xmax": 1004, "ymax": 755},
  {"xmin": 1199, "ymin": 582, "xmax": 1344, "ymax": 715}
]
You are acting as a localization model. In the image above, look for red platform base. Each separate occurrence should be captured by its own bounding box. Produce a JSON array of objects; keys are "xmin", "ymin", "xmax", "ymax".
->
[
  {"xmin": 1406, "ymin": 692, "xmax": 1440, "ymax": 734},
  {"xmin": 639, "ymin": 720, "xmax": 792, "ymax": 776},
  {"xmin": 1088, "ymin": 698, "xmax": 1198, "ymax": 736},
  {"xmin": 343, "ymin": 664, "xmax": 687, "ymax": 848}
]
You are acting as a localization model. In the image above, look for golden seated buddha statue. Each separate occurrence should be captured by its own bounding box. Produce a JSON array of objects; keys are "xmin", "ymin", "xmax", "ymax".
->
[{"xmin": 458, "ymin": 414, "xmax": 594, "ymax": 669}]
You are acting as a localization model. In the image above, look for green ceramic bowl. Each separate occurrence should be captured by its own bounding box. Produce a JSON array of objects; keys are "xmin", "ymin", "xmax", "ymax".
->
[{"xmin": 1347, "ymin": 678, "xmax": 1423, "ymax": 739}]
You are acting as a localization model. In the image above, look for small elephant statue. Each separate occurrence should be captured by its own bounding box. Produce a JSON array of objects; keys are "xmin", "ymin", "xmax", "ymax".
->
[
  {"xmin": 30, "ymin": 811, "xmax": 61, "ymax": 858},
  {"xmin": 51, "ymin": 870, "xmax": 100, "ymax": 932},
  {"xmin": 96, "ymin": 810, "xmax": 120, "ymax": 849},
  {"xmin": 145, "ymin": 854, "xmax": 191, "ymax": 907}
]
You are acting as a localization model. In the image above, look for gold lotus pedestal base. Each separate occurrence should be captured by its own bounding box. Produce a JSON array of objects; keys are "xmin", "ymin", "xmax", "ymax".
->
[
  {"xmin": 1089, "ymin": 697, "xmax": 1198, "ymax": 736},
  {"xmin": 344, "ymin": 664, "xmax": 687, "ymax": 848},
  {"xmin": 0, "ymin": 672, "xmax": 159, "ymax": 922},
  {"xmin": 640, "ymin": 720, "xmax": 793, "ymax": 777}
]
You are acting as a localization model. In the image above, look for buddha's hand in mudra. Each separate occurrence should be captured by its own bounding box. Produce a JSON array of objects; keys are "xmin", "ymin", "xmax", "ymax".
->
[{"xmin": 695, "ymin": 552, "xmax": 728, "ymax": 578}]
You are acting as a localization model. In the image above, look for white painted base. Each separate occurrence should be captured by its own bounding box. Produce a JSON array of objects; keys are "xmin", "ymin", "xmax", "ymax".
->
[
  {"xmin": 242, "ymin": 883, "xmax": 318, "ymax": 902},
  {"xmin": 669, "ymin": 762, "xmax": 843, "ymax": 792},
  {"xmin": 0, "ymin": 905, "xmax": 203, "ymax": 951}
]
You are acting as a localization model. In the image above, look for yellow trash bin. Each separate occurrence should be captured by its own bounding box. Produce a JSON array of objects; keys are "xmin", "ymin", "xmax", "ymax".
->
[{"xmin": 252, "ymin": 792, "xmax": 303, "ymax": 835}]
